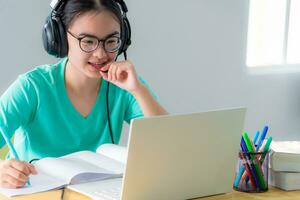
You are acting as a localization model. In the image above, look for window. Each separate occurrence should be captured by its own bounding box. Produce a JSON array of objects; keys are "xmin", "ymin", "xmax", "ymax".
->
[
  {"xmin": 287, "ymin": 0, "xmax": 300, "ymax": 63},
  {"xmin": 246, "ymin": 0, "xmax": 300, "ymax": 67}
]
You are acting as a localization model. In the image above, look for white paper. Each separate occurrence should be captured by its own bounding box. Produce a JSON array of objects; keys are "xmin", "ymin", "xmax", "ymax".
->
[
  {"xmin": 35, "ymin": 151, "xmax": 124, "ymax": 183},
  {"xmin": 271, "ymin": 141, "xmax": 300, "ymax": 154},
  {"xmin": 0, "ymin": 173, "xmax": 66, "ymax": 197},
  {"xmin": 97, "ymin": 144, "xmax": 127, "ymax": 164}
]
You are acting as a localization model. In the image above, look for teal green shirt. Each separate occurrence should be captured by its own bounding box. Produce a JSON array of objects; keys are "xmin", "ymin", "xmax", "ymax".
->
[{"xmin": 0, "ymin": 58, "xmax": 149, "ymax": 161}]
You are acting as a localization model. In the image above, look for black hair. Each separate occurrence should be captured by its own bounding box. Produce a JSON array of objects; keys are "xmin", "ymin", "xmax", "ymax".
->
[{"xmin": 61, "ymin": 0, "xmax": 123, "ymax": 30}]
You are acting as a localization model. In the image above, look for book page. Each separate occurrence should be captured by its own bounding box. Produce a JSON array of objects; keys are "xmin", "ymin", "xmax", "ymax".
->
[
  {"xmin": 0, "ymin": 172, "xmax": 66, "ymax": 197},
  {"xmin": 34, "ymin": 151, "xmax": 125, "ymax": 184},
  {"xmin": 96, "ymin": 144, "xmax": 127, "ymax": 164}
]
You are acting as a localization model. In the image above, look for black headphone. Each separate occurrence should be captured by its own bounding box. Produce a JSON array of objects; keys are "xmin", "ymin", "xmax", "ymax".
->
[{"xmin": 42, "ymin": 0, "xmax": 131, "ymax": 58}]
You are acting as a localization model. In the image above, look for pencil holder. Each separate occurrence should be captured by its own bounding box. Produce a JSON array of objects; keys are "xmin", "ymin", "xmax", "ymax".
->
[{"xmin": 233, "ymin": 151, "xmax": 270, "ymax": 192}]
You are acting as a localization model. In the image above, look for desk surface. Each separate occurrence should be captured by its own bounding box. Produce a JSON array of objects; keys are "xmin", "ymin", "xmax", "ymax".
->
[
  {"xmin": 0, "ymin": 187, "xmax": 300, "ymax": 200},
  {"xmin": 63, "ymin": 187, "xmax": 300, "ymax": 200}
]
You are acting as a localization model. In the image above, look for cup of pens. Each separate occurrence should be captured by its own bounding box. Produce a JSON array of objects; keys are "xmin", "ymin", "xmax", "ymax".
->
[{"xmin": 233, "ymin": 126, "xmax": 272, "ymax": 193}]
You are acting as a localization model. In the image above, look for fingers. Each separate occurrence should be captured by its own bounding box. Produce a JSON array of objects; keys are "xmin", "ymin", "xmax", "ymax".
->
[
  {"xmin": 116, "ymin": 66, "xmax": 127, "ymax": 81},
  {"xmin": 1, "ymin": 173, "xmax": 27, "ymax": 188},
  {"xmin": 107, "ymin": 64, "xmax": 113, "ymax": 81},
  {"xmin": 110, "ymin": 64, "xmax": 118, "ymax": 82},
  {"xmin": 100, "ymin": 62, "xmax": 129, "ymax": 83},
  {"xmin": 10, "ymin": 160, "xmax": 31, "ymax": 175},
  {"xmin": 5, "ymin": 167, "xmax": 28, "ymax": 183},
  {"xmin": 27, "ymin": 163, "xmax": 38, "ymax": 175},
  {"xmin": 10, "ymin": 160, "xmax": 37, "ymax": 175},
  {"xmin": 99, "ymin": 60, "xmax": 141, "ymax": 93},
  {"xmin": 1, "ymin": 181, "xmax": 19, "ymax": 189},
  {"xmin": 0, "ymin": 159, "xmax": 38, "ymax": 188}
]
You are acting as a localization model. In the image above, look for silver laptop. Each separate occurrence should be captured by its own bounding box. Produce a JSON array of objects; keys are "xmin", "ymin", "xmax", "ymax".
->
[{"xmin": 68, "ymin": 107, "xmax": 246, "ymax": 200}]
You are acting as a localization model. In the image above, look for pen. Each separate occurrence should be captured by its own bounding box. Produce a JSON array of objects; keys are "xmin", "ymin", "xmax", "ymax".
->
[
  {"xmin": 259, "ymin": 136, "xmax": 272, "ymax": 164},
  {"xmin": 241, "ymin": 137, "xmax": 259, "ymax": 189},
  {"xmin": 253, "ymin": 130, "xmax": 260, "ymax": 145},
  {"xmin": 256, "ymin": 125, "xmax": 268, "ymax": 151},
  {"xmin": 234, "ymin": 138, "xmax": 246, "ymax": 188},
  {"xmin": 239, "ymin": 152, "xmax": 255, "ymax": 189},
  {"xmin": 244, "ymin": 131, "xmax": 260, "ymax": 186},
  {"xmin": 234, "ymin": 137, "xmax": 257, "ymax": 188},
  {"xmin": 0, "ymin": 128, "xmax": 31, "ymax": 186},
  {"xmin": 262, "ymin": 136, "xmax": 272, "ymax": 152},
  {"xmin": 242, "ymin": 132, "xmax": 267, "ymax": 190}
]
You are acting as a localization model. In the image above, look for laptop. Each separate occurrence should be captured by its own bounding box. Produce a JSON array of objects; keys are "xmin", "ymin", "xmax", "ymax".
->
[{"xmin": 68, "ymin": 107, "xmax": 246, "ymax": 200}]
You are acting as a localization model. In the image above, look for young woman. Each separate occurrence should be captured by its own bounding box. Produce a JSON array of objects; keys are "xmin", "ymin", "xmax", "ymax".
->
[{"xmin": 0, "ymin": 0, "xmax": 167, "ymax": 188}]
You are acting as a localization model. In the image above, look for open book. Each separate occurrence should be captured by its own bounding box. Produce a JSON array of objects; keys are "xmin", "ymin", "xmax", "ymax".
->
[{"xmin": 0, "ymin": 144, "xmax": 127, "ymax": 197}]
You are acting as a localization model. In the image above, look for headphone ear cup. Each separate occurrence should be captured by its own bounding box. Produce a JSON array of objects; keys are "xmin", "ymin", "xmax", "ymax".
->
[
  {"xmin": 42, "ymin": 15, "xmax": 58, "ymax": 56},
  {"xmin": 42, "ymin": 14, "xmax": 68, "ymax": 58},
  {"xmin": 56, "ymin": 17, "xmax": 68, "ymax": 58}
]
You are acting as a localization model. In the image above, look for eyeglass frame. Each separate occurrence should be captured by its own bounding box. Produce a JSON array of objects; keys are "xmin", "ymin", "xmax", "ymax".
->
[{"xmin": 67, "ymin": 30, "xmax": 122, "ymax": 53}]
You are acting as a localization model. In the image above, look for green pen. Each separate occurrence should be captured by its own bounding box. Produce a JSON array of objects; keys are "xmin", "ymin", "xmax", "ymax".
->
[
  {"xmin": 263, "ymin": 136, "xmax": 272, "ymax": 152},
  {"xmin": 242, "ymin": 132, "xmax": 267, "ymax": 190},
  {"xmin": 259, "ymin": 136, "xmax": 272, "ymax": 164}
]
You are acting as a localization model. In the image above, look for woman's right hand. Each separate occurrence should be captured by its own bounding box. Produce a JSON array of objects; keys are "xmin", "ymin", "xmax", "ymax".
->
[{"xmin": 0, "ymin": 159, "xmax": 37, "ymax": 188}]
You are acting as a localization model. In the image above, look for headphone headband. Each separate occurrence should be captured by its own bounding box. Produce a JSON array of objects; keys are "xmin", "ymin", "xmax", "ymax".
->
[{"xmin": 114, "ymin": 0, "xmax": 128, "ymax": 12}]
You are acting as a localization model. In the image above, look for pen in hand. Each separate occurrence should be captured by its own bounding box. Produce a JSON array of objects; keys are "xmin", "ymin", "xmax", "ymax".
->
[{"xmin": 0, "ymin": 128, "xmax": 36, "ymax": 187}]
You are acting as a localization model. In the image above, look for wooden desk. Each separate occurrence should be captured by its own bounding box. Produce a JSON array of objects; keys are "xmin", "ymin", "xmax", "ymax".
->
[
  {"xmin": 1, "ymin": 187, "xmax": 300, "ymax": 200},
  {"xmin": 0, "ymin": 190, "xmax": 62, "ymax": 200},
  {"xmin": 63, "ymin": 187, "xmax": 300, "ymax": 200}
]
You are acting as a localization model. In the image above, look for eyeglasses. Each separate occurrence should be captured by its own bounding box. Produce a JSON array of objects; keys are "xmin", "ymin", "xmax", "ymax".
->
[{"xmin": 67, "ymin": 30, "xmax": 122, "ymax": 53}]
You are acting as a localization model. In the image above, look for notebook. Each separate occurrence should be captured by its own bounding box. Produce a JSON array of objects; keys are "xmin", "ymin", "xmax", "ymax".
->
[
  {"xmin": 68, "ymin": 107, "xmax": 246, "ymax": 200},
  {"xmin": 270, "ymin": 141, "xmax": 300, "ymax": 172},
  {"xmin": 0, "ymin": 144, "xmax": 127, "ymax": 197}
]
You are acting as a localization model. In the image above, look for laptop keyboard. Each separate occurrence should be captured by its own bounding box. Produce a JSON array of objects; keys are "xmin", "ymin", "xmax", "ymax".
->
[{"xmin": 91, "ymin": 179, "xmax": 122, "ymax": 200}]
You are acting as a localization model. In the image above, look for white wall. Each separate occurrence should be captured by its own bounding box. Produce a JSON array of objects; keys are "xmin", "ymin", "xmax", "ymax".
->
[
  {"xmin": 125, "ymin": 0, "xmax": 300, "ymax": 141},
  {"xmin": 0, "ymin": 0, "xmax": 56, "ymax": 88},
  {"xmin": 0, "ymin": 0, "xmax": 299, "ymax": 144}
]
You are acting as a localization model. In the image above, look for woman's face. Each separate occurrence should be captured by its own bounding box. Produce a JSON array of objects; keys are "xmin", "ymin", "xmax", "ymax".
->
[{"xmin": 67, "ymin": 10, "xmax": 121, "ymax": 79}]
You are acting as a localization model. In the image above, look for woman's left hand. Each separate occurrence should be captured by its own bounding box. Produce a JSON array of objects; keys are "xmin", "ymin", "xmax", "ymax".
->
[{"xmin": 99, "ymin": 60, "xmax": 142, "ymax": 94}]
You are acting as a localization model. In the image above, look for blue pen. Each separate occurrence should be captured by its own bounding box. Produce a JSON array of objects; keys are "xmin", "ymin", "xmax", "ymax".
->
[
  {"xmin": 256, "ymin": 126, "xmax": 268, "ymax": 151},
  {"xmin": 253, "ymin": 131, "xmax": 260, "ymax": 145},
  {"xmin": 233, "ymin": 138, "xmax": 246, "ymax": 188},
  {"xmin": 0, "ymin": 128, "xmax": 31, "ymax": 186}
]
